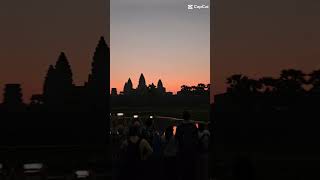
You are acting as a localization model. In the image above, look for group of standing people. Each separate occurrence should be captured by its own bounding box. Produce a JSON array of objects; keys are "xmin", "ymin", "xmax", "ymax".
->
[{"xmin": 116, "ymin": 111, "xmax": 210, "ymax": 180}]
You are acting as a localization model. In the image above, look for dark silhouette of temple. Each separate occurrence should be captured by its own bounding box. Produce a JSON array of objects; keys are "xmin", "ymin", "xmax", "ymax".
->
[
  {"xmin": 0, "ymin": 37, "xmax": 110, "ymax": 146},
  {"xmin": 119, "ymin": 73, "xmax": 171, "ymax": 96},
  {"xmin": 0, "ymin": 37, "xmax": 110, "ymax": 113},
  {"xmin": 114, "ymin": 73, "xmax": 210, "ymax": 98},
  {"xmin": 0, "ymin": 84, "xmax": 26, "ymax": 112},
  {"xmin": 119, "ymin": 74, "xmax": 172, "ymax": 96},
  {"xmin": 111, "ymin": 74, "xmax": 210, "ymax": 107}
]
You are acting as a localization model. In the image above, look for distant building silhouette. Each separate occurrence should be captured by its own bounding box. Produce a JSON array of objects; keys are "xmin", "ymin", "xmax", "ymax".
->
[
  {"xmin": 43, "ymin": 53, "xmax": 74, "ymax": 107},
  {"xmin": 43, "ymin": 37, "xmax": 108, "ymax": 112},
  {"xmin": 123, "ymin": 78, "xmax": 134, "ymax": 95},
  {"xmin": 137, "ymin": 73, "xmax": 148, "ymax": 95},
  {"xmin": 157, "ymin": 79, "xmax": 166, "ymax": 95},
  {"xmin": 0, "ymin": 37, "xmax": 110, "ymax": 148},
  {"xmin": 120, "ymin": 74, "xmax": 172, "ymax": 97},
  {"xmin": 111, "ymin": 88, "xmax": 118, "ymax": 96},
  {"xmin": 112, "ymin": 74, "xmax": 210, "ymax": 107},
  {"xmin": 43, "ymin": 65, "xmax": 55, "ymax": 104},
  {"xmin": 1, "ymin": 84, "xmax": 25, "ymax": 112},
  {"xmin": 86, "ymin": 37, "xmax": 110, "ymax": 111},
  {"xmin": 3, "ymin": 84, "xmax": 23, "ymax": 105},
  {"xmin": 0, "ymin": 36, "xmax": 110, "ymax": 113}
]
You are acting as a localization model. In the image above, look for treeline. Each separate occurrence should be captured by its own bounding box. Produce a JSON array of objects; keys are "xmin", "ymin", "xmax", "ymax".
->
[
  {"xmin": 213, "ymin": 69, "xmax": 320, "ymax": 112},
  {"xmin": 111, "ymin": 83, "xmax": 210, "ymax": 107},
  {"xmin": 226, "ymin": 69, "xmax": 320, "ymax": 95},
  {"xmin": 178, "ymin": 83, "xmax": 210, "ymax": 96}
]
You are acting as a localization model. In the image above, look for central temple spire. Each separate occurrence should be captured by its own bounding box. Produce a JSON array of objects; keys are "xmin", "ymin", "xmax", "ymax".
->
[{"xmin": 137, "ymin": 73, "xmax": 147, "ymax": 95}]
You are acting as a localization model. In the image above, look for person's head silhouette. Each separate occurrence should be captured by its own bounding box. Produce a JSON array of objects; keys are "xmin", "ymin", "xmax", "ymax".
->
[
  {"xmin": 128, "ymin": 125, "xmax": 140, "ymax": 137},
  {"xmin": 183, "ymin": 111, "xmax": 191, "ymax": 121},
  {"xmin": 145, "ymin": 118, "xmax": 153, "ymax": 128}
]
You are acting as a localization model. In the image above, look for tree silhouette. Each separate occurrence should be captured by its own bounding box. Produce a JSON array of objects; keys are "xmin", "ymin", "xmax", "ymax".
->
[
  {"xmin": 148, "ymin": 83, "xmax": 157, "ymax": 96},
  {"xmin": 194, "ymin": 83, "xmax": 207, "ymax": 95},
  {"xmin": 278, "ymin": 69, "xmax": 306, "ymax": 95},
  {"xmin": 259, "ymin": 77, "xmax": 278, "ymax": 94},
  {"xmin": 180, "ymin": 85, "xmax": 192, "ymax": 95},
  {"xmin": 206, "ymin": 84, "xmax": 211, "ymax": 91},
  {"xmin": 227, "ymin": 74, "xmax": 261, "ymax": 95},
  {"xmin": 227, "ymin": 74, "xmax": 245, "ymax": 93},
  {"xmin": 309, "ymin": 69, "xmax": 320, "ymax": 93},
  {"xmin": 178, "ymin": 84, "xmax": 209, "ymax": 96}
]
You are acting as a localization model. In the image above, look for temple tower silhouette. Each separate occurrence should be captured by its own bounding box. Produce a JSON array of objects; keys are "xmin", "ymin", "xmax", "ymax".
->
[
  {"xmin": 157, "ymin": 79, "xmax": 166, "ymax": 95},
  {"xmin": 43, "ymin": 52, "xmax": 73, "ymax": 108},
  {"xmin": 55, "ymin": 52, "xmax": 73, "ymax": 89},
  {"xmin": 137, "ymin": 73, "xmax": 148, "ymax": 95},
  {"xmin": 87, "ymin": 36, "xmax": 110, "ymax": 111},
  {"xmin": 123, "ymin": 78, "xmax": 134, "ymax": 95},
  {"xmin": 43, "ymin": 65, "xmax": 56, "ymax": 105}
]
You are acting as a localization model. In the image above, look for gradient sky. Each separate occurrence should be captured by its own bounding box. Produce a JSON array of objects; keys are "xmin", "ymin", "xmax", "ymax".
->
[
  {"xmin": 111, "ymin": 0, "xmax": 210, "ymax": 94},
  {"xmin": 212, "ymin": 0, "xmax": 320, "ymax": 99},
  {"xmin": 0, "ymin": 0, "xmax": 109, "ymax": 102}
]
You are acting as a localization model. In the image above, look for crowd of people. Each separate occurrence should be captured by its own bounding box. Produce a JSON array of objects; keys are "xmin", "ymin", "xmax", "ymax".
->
[{"xmin": 112, "ymin": 111, "xmax": 210, "ymax": 180}]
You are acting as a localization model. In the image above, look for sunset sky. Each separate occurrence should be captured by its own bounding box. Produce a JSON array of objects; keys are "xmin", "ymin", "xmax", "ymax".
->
[
  {"xmin": 0, "ymin": 0, "xmax": 109, "ymax": 102},
  {"xmin": 212, "ymin": 0, "xmax": 320, "ymax": 99},
  {"xmin": 110, "ymin": 0, "xmax": 210, "ymax": 94},
  {"xmin": 2, "ymin": 0, "xmax": 320, "ymax": 104}
]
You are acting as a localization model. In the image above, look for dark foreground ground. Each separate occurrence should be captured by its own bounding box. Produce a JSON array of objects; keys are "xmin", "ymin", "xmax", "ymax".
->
[
  {"xmin": 0, "ymin": 145, "xmax": 111, "ymax": 180},
  {"xmin": 0, "ymin": 113, "xmax": 111, "ymax": 179},
  {"xmin": 5, "ymin": 111, "xmax": 320, "ymax": 180},
  {"xmin": 212, "ymin": 112, "xmax": 320, "ymax": 180}
]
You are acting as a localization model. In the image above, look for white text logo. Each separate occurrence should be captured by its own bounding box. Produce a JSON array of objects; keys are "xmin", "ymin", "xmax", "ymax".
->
[{"xmin": 187, "ymin": 4, "xmax": 209, "ymax": 10}]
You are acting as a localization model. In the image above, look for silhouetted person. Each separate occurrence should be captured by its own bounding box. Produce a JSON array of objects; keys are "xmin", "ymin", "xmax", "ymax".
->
[
  {"xmin": 198, "ymin": 123, "xmax": 210, "ymax": 153},
  {"xmin": 161, "ymin": 125, "xmax": 178, "ymax": 180},
  {"xmin": 175, "ymin": 111, "xmax": 199, "ymax": 180},
  {"xmin": 119, "ymin": 123, "xmax": 153, "ymax": 180},
  {"xmin": 141, "ymin": 118, "xmax": 154, "ymax": 145},
  {"xmin": 197, "ymin": 122, "xmax": 210, "ymax": 180}
]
